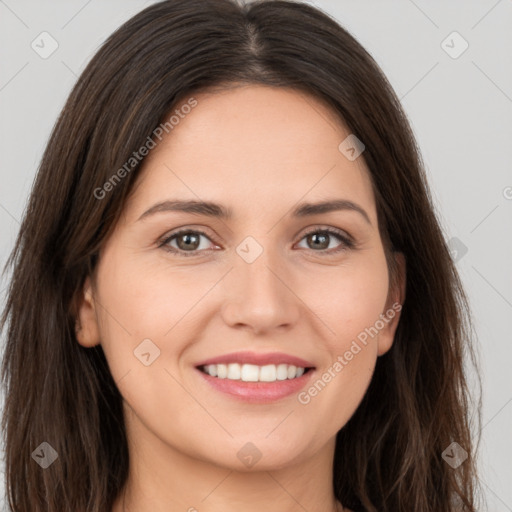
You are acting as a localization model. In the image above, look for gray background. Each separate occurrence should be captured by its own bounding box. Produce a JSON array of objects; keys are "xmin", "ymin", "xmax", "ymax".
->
[{"xmin": 1, "ymin": 0, "xmax": 511, "ymax": 510}]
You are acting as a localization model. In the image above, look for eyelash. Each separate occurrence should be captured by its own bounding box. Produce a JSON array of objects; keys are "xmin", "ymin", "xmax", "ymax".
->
[{"xmin": 158, "ymin": 227, "xmax": 355, "ymax": 258}]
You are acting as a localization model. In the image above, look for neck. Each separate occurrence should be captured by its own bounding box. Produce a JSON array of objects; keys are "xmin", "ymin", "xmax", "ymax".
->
[{"xmin": 113, "ymin": 406, "xmax": 345, "ymax": 512}]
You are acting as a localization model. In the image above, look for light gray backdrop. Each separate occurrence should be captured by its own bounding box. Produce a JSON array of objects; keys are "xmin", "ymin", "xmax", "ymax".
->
[{"xmin": 0, "ymin": 0, "xmax": 511, "ymax": 510}]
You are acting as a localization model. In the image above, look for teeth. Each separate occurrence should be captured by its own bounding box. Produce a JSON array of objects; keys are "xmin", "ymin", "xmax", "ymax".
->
[
  {"xmin": 227, "ymin": 363, "xmax": 241, "ymax": 380},
  {"xmin": 206, "ymin": 364, "xmax": 218, "ymax": 377},
  {"xmin": 260, "ymin": 364, "xmax": 276, "ymax": 382},
  {"xmin": 201, "ymin": 363, "xmax": 308, "ymax": 382},
  {"xmin": 287, "ymin": 365, "xmax": 297, "ymax": 378},
  {"xmin": 241, "ymin": 364, "xmax": 259, "ymax": 382},
  {"xmin": 276, "ymin": 364, "xmax": 288, "ymax": 380},
  {"xmin": 217, "ymin": 364, "xmax": 227, "ymax": 379}
]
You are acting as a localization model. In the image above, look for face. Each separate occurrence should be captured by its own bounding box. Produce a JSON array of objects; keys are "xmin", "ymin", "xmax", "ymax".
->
[{"xmin": 77, "ymin": 84, "xmax": 404, "ymax": 471}]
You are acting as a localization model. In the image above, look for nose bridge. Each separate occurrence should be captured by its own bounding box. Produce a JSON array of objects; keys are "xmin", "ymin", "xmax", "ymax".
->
[{"xmin": 221, "ymin": 236, "xmax": 300, "ymax": 331}]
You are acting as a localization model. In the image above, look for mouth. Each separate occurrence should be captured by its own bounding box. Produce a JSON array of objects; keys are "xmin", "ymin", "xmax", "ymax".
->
[{"xmin": 193, "ymin": 351, "xmax": 316, "ymax": 403}]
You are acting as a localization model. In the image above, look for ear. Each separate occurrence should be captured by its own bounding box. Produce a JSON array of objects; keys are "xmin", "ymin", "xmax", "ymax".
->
[
  {"xmin": 377, "ymin": 251, "xmax": 406, "ymax": 356},
  {"xmin": 75, "ymin": 276, "xmax": 101, "ymax": 348}
]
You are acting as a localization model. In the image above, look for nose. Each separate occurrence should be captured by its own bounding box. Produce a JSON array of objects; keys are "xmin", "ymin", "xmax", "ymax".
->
[{"xmin": 220, "ymin": 248, "xmax": 301, "ymax": 334}]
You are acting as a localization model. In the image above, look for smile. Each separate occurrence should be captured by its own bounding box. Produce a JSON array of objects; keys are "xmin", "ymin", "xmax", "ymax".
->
[
  {"xmin": 199, "ymin": 363, "xmax": 310, "ymax": 382},
  {"xmin": 194, "ymin": 351, "xmax": 317, "ymax": 403}
]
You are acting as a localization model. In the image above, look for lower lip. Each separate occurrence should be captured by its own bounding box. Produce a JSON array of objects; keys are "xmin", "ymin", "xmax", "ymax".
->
[{"xmin": 195, "ymin": 367, "xmax": 315, "ymax": 403}]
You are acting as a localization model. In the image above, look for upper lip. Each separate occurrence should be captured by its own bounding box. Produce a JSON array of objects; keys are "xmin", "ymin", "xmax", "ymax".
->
[{"xmin": 195, "ymin": 351, "xmax": 315, "ymax": 368}]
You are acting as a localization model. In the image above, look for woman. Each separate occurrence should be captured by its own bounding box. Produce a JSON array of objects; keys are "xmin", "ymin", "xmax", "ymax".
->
[{"xmin": 0, "ymin": 0, "xmax": 483, "ymax": 510}]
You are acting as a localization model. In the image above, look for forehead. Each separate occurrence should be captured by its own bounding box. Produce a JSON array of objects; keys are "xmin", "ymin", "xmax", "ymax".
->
[{"xmin": 127, "ymin": 85, "xmax": 376, "ymax": 224}]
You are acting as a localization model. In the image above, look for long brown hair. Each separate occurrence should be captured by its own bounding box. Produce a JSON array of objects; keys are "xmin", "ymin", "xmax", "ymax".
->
[{"xmin": 1, "ymin": 0, "xmax": 484, "ymax": 510}]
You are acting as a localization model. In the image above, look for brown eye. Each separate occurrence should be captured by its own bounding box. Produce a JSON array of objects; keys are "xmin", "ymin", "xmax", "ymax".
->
[
  {"xmin": 306, "ymin": 232, "xmax": 330, "ymax": 250},
  {"xmin": 159, "ymin": 226, "xmax": 355, "ymax": 258},
  {"xmin": 160, "ymin": 229, "xmax": 216, "ymax": 257},
  {"xmin": 297, "ymin": 228, "xmax": 354, "ymax": 253},
  {"xmin": 175, "ymin": 232, "xmax": 201, "ymax": 251}
]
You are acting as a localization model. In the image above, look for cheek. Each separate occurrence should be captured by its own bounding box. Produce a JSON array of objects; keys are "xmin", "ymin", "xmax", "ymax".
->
[
  {"xmin": 94, "ymin": 252, "xmax": 217, "ymax": 370},
  {"xmin": 311, "ymin": 251, "xmax": 390, "ymax": 349},
  {"xmin": 93, "ymin": 256, "xmax": 211, "ymax": 423},
  {"xmin": 299, "ymin": 251, "xmax": 389, "ymax": 420}
]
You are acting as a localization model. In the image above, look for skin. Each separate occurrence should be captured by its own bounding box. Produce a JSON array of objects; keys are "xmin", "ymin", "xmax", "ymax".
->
[{"xmin": 76, "ymin": 84, "xmax": 405, "ymax": 512}]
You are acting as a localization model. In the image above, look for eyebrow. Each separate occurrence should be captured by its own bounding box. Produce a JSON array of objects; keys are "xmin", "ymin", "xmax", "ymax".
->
[{"xmin": 137, "ymin": 199, "xmax": 371, "ymax": 225}]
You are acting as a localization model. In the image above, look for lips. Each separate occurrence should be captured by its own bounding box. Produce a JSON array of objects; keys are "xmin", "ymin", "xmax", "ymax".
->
[{"xmin": 193, "ymin": 351, "xmax": 316, "ymax": 403}]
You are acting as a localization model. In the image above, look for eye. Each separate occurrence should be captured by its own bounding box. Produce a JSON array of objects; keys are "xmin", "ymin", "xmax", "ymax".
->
[
  {"xmin": 159, "ymin": 229, "xmax": 218, "ymax": 257},
  {"xmin": 296, "ymin": 227, "xmax": 354, "ymax": 254},
  {"xmin": 158, "ymin": 226, "xmax": 355, "ymax": 258}
]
